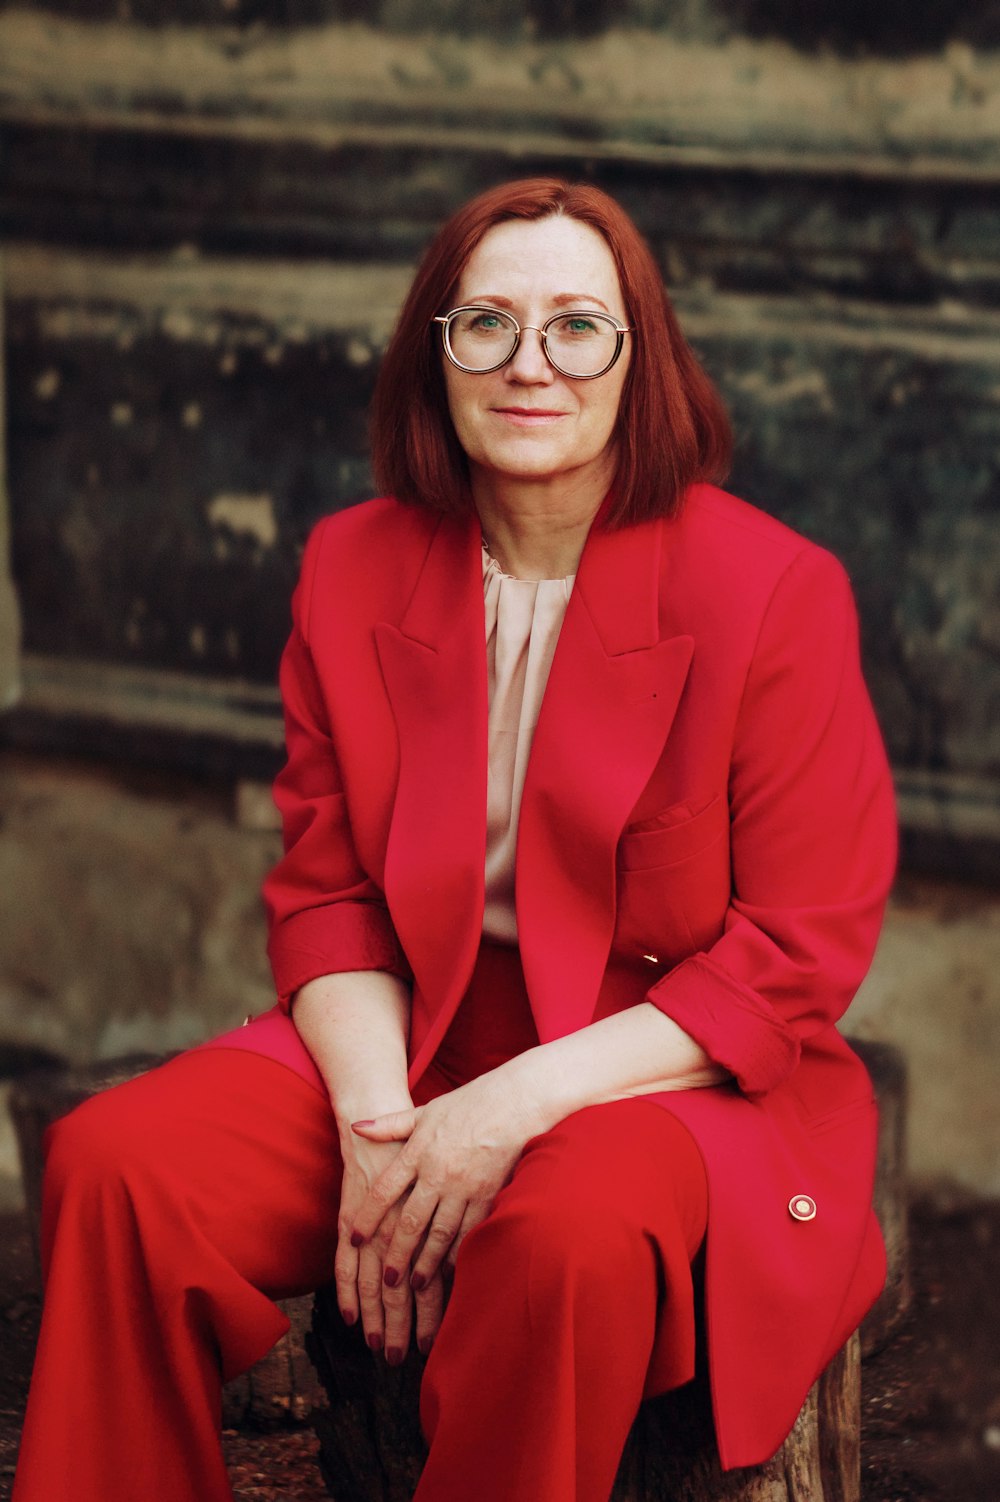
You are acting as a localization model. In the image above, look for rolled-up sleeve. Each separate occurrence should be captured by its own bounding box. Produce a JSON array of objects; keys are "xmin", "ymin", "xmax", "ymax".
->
[{"xmin": 647, "ymin": 546, "xmax": 897, "ymax": 1096}]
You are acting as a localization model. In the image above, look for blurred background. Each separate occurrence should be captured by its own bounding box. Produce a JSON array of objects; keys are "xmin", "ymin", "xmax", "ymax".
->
[{"xmin": 0, "ymin": 3, "xmax": 998, "ymax": 1490}]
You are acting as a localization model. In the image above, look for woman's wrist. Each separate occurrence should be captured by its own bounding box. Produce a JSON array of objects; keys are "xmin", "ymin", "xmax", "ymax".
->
[
  {"xmin": 493, "ymin": 1046, "xmax": 568, "ymax": 1138},
  {"xmin": 335, "ymin": 1091, "xmax": 413, "ymax": 1144}
]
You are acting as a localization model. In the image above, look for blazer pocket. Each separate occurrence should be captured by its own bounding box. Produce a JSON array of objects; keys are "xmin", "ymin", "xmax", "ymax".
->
[
  {"xmin": 802, "ymin": 1095, "xmax": 876, "ymax": 1138},
  {"xmin": 613, "ymin": 797, "xmax": 732, "ymax": 964},
  {"xmin": 617, "ymin": 793, "xmax": 729, "ymax": 873}
]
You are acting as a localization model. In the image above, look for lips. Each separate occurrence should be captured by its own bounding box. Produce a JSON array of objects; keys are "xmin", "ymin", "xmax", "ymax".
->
[{"xmin": 492, "ymin": 407, "xmax": 567, "ymax": 423}]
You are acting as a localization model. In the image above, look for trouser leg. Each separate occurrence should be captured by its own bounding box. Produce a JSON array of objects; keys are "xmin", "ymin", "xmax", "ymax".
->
[
  {"xmin": 13, "ymin": 1049, "xmax": 341, "ymax": 1502},
  {"xmin": 415, "ymin": 1099, "xmax": 708, "ymax": 1502}
]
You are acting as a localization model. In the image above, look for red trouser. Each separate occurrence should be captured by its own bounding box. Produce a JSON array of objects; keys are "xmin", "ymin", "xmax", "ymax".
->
[{"xmin": 13, "ymin": 950, "xmax": 708, "ymax": 1502}]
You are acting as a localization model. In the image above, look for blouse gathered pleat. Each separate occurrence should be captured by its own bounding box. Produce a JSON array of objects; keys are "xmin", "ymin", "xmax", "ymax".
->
[{"xmin": 481, "ymin": 548, "xmax": 575, "ymax": 944}]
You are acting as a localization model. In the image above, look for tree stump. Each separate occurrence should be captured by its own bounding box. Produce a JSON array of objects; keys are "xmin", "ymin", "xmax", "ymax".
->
[
  {"xmin": 8, "ymin": 1055, "xmax": 324, "ymax": 1429},
  {"xmin": 847, "ymin": 1038, "xmax": 911, "ymax": 1357},
  {"xmin": 308, "ymin": 1291, "xmax": 860, "ymax": 1502}
]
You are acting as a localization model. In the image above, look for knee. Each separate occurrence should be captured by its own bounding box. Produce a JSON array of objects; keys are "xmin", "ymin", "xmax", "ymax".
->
[
  {"xmin": 467, "ymin": 1101, "xmax": 704, "ymax": 1289},
  {"xmin": 43, "ymin": 1086, "xmax": 153, "ymax": 1207},
  {"xmin": 473, "ymin": 1123, "xmax": 649, "ymax": 1289}
]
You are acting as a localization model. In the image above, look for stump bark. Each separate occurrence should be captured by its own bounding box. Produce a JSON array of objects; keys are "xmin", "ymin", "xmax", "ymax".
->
[
  {"xmin": 847, "ymin": 1037, "xmax": 911, "ymax": 1357},
  {"xmin": 9, "ymin": 1055, "xmax": 324, "ymax": 1430}
]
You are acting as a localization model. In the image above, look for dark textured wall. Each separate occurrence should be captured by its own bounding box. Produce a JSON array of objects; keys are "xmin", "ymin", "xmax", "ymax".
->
[
  {"xmin": 2, "ymin": 5, "xmax": 999, "ymax": 857},
  {"xmin": 3, "ymin": 0, "xmax": 1000, "ymax": 52}
]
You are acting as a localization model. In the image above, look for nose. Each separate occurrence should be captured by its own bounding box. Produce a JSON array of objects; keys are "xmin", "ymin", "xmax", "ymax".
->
[{"xmin": 505, "ymin": 325, "xmax": 554, "ymax": 383}]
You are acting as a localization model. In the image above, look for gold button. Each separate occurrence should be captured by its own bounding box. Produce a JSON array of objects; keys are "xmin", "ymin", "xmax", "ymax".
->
[
  {"xmin": 642, "ymin": 952, "xmax": 660, "ymax": 966},
  {"xmin": 789, "ymin": 1194, "xmax": 817, "ymax": 1222}
]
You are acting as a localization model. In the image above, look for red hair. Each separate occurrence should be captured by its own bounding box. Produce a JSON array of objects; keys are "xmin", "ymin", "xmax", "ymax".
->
[{"xmin": 370, "ymin": 178, "xmax": 731, "ymax": 527}]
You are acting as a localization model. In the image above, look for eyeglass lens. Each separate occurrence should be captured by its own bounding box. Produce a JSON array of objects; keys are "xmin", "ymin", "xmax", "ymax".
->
[{"xmin": 447, "ymin": 309, "xmax": 620, "ymax": 377}]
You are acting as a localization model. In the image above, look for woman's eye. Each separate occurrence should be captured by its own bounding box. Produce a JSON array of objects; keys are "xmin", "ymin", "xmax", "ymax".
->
[
  {"xmin": 561, "ymin": 316, "xmax": 600, "ymax": 336},
  {"xmin": 470, "ymin": 313, "xmax": 504, "ymax": 332}
]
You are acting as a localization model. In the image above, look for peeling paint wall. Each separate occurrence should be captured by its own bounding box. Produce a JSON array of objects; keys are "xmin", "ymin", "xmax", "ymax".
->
[
  {"xmin": 2, "ymin": 12, "xmax": 999, "ymax": 798},
  {"xmin": 0, "ymin": 251, "xmax": 22, "ymax": 711}
]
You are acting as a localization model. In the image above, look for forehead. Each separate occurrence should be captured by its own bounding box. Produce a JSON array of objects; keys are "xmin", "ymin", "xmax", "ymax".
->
[{"xmin": 456, "ymin": 215, "xmax": 623, "ymax": 308}]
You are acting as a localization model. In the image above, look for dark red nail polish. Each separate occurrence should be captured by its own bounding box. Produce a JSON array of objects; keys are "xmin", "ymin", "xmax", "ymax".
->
[
  {"xmin": 410, "ymin": 1272, "xmax": 426, "ymax": 1292},
  {"xmin": 340, "ymin": 1308, "xmax": 357, "ymax": 1327},
  {"xmin": 386, "ymin": 1346, "xmax": 405, "ymax": 1367},
  {"xmin": 417, "ymin": 1335, "xmax": 433, "ymax": 1356},
  {"xmin": 367, "ymin": 1332, "xmax": 383, "ymax": 1353},
  {"xmin": 350, "ymin": 1230, "xmax": 365, "ymax": 1249},
  {"xmin": 383, "ymin": 1267, "xmax": 399, "ymax": 1288}
]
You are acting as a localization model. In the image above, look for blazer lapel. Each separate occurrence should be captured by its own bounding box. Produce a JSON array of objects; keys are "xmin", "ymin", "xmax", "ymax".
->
[
  {"xmin": 374, "ymin": 513, "xmax": 488, "ymax": 1083},
  {"xmin": 516, "ymin": 516, "xmax": 694, "ymax": 1042}
]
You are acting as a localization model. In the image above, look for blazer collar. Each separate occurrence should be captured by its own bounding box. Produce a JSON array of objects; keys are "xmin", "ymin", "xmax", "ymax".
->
[
  {"xmin": 376, "ymin": 503, "xmax": 694, "ymax": 1071},
  {"xmin": 516, "ymin": 509, "xmax": 694, "ymax": 1041},
  {"xmin": 374, "ymin": 512, "xmax": 488, "ymax": 1082}
]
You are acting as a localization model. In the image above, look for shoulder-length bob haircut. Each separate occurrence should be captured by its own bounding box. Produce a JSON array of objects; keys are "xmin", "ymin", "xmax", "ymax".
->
[{"xmin": 370, "ymin": 178, "xmax": 731, "ymax": 528}]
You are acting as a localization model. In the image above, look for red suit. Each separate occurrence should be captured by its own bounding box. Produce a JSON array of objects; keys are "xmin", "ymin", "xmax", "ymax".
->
[
  {"xmin": 264, "ymin": 483, "xmax": 897, "ymax": 1466},
  {"xmin": 14, "ymin": 483, "xmax": 896, "ymax": 1501}
]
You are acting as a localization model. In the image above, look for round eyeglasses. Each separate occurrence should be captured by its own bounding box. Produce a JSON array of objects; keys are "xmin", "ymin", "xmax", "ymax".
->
[{"xmin": 433, "ymin": 305, "xmax": 632, "ymax": 380}]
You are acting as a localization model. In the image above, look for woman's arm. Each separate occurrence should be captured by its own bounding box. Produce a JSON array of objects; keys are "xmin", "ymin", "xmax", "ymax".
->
[
  {"xmin": 350, "ymin": 1001, "xmax": 725, "ymax": 1292},
  {"xmin": 265, "ymin": 518, "xmax": 410, "ymax": 1010},
  {"xmin": 293, "ymin": 970, "xmax": 411, "ymax": 1125},
  {"xmin": 293, "ymin": 972, "xmax": 445, "ymax": 1361},
  {"xmin": 266, "ymin": 521, "xmax": 429, "ymax": 1356},
  {"xmin": 645, "ymin": 546, "xmax": 897, "ymax": 1095}
]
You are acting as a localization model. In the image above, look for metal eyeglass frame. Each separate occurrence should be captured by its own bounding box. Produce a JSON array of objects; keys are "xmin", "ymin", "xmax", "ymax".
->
[{"xmin": 433, "ymin": 305, "xmax": 632, "ymax": 380}]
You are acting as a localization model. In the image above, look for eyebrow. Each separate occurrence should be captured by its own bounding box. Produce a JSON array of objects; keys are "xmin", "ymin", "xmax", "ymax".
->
[{"xmin": 465, "ymin": 292, "xmax": 613, "ymax": 313}]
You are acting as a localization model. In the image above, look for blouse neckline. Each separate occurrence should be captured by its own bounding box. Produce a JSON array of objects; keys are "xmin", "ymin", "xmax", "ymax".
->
[{"xmin": 481, "ymin": 545, "xmax": 575, "ymax": 587}]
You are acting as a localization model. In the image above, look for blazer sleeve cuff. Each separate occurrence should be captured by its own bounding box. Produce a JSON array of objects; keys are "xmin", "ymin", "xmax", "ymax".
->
[
  {"xmin": 647, "ymin": 954, "xmax": 801, "ymax": 1096},
  {"xmin": 268, "ymin": 902, "xmax": 412, "ymax": 1012}
]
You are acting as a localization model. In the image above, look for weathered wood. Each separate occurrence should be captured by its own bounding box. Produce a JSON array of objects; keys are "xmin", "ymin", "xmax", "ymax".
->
[
  {"xmin": 9, "ymin": 1056, "xmax": 323, "ymax": 1431},
  {"xmin": 308, "ymin": 1280, "xmax": 861, "ymax": 1502},
  {"xmin": 849, "ymin": 1037, "xmax": 911, "ymax": 1357}
]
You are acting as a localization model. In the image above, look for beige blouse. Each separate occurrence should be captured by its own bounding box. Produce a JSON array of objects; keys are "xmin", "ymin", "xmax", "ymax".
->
[{"xmin": 482, "ymin": 547, "xmax": 575, "ymax": 943}]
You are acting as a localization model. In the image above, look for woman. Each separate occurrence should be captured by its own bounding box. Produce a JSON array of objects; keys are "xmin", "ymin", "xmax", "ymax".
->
[{"xmin": 14, "ymin": 179, "xmax": 896, "ymax": 1502}]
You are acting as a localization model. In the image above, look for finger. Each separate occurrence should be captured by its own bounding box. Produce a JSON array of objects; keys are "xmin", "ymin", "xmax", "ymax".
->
[
  {"xmin": 414, "ymin": 1268, "xmax": 446, "ymax": 1356},
  {"xmin": 408, "ymin": 1196, "xmax": 466, "ymax": 1287},
  {"xmin": 376, "ymin": 1219, "xmax": 414, "ymax": 1366},
  {"xmin": 351, "ymin": 1107, "xmax": 419, "ymax": 1142},
  {"xmin": 357, "ymin": 1243, "xmax": 387, "ymax": 1354},
  {"xmin": 350, "ymin": 1159, "xmax": 418, "ymax": 1246},
  {"xmin": 381, "ymin": 1186, "xmax": 441, "ymax": 1290},
  {"xmin": 333, "ymin": 1229, "xmax": 361, "ymax": 1328},
  {"xmin": 443, "ymin": 1201, "xmax": 492, "ymax": 1276}
]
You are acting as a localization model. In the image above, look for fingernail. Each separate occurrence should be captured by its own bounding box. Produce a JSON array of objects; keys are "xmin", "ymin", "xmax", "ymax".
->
[
  {"xmin": 351, "ymin": 1119, "xmax": 376, "ymax": 1129},
  {"xmin": 417, "ymin": 1335, "xmax": 433, "ymax": 1356},
  {"xmin": 350, "ymin": 1230, "xmax": 365, "ymax": 1249},
  {"xmin": 340, "ymin": 1308, "xmax": 357, "ymax": 1327},
  {"xmin": 367, "ymin": 1332, "xmax": 383, "ymax": 1353},
  {"xmin": 410, "ymin": 1272, "xmax": 426, "ymax": 1292},
  {"xmin": 383, "ymin": 1267, "xmax": 399, "ymax": 1288},
  {"xmin": 386, "ymin": 1346, "xmax": 405, "ymax": 1367}
]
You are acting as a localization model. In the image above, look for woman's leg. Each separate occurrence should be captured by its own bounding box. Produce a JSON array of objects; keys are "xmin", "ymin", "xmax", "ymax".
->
[
  {"xmin": 13, "ymin": 1048, "xmax": 342, "ymax": 1502},
  {"xmin": 415, "ymin": 1098, "xmax": 708, "ymax": 1502}
]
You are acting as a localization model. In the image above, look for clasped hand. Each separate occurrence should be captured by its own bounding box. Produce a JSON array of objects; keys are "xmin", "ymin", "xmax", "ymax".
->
[{"xmin": 337, "ymin": 1068, "xmax": 545, "ymax": 1359}]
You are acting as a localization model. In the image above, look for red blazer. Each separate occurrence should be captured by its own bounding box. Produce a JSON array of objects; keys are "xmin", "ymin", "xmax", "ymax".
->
[{"xmin": 263, "ymin": 484, "xmax": 897, "ymax": 1469}]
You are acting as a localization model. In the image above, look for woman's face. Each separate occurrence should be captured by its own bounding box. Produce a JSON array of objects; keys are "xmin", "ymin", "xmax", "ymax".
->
[{"xmin": 442, "ymin": 215, "xmax": 631, "ymax": 497}]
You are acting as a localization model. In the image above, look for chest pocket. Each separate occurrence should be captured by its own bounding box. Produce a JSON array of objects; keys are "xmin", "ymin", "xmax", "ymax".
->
[{"xmin": 613, "ymin": 794, "xmax": 731, "ymax": 963}]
